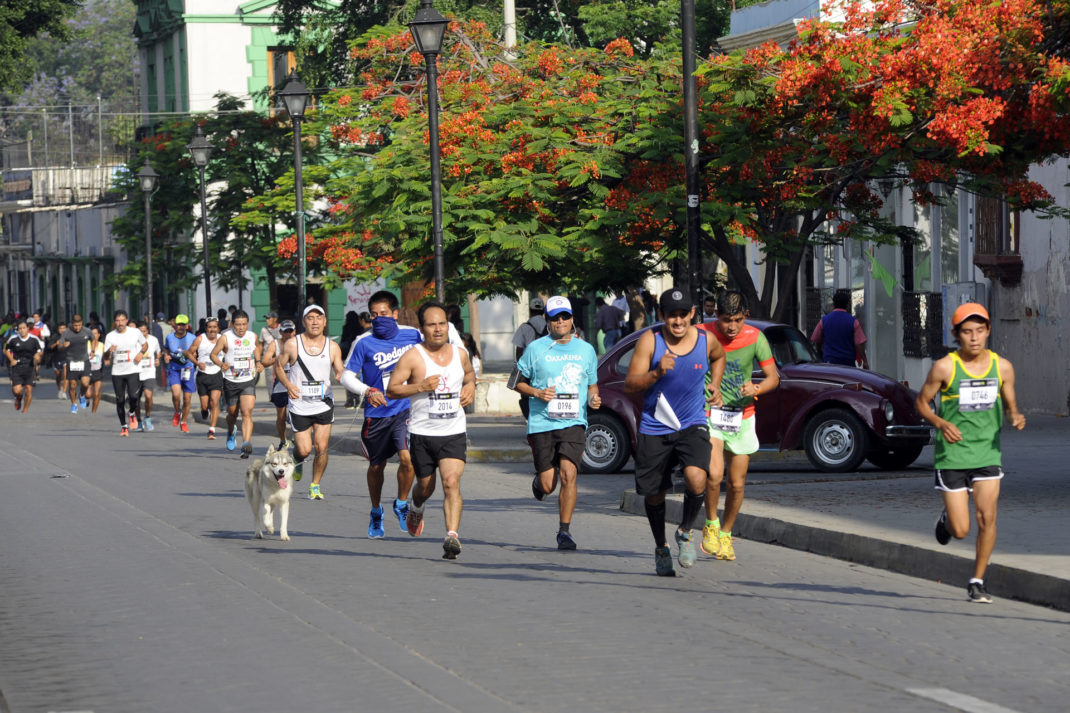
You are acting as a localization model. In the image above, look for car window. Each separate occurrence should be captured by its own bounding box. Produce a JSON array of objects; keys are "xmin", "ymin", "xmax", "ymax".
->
[
  {"xmin": 615, "ymin": 345, "xmax": 635, "ymax": 375},
  {"xmin": 764, "ymin": 325, "xmax": 819, "ymax": 367}
]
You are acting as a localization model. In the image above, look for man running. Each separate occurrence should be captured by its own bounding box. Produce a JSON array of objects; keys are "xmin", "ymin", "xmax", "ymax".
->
[
  {"xmin": 188, "ymin": 318, "xmax": 223, "ymax": 440},
  {"xmin": 4, "ymin": 319, "xmax": 44, "ymax": 413},
  {"xmin": 915, "ymin": 303, "xmax": 1025, "ymax": 604},
  {"xmin": 263, "ymin": 319, "xmax": 297, "ymax": 450},
  {"xmin": 163, "ymin": 314, "xmax": 197, "ymax": 433},
  {"xmin": 274, "ymin": 306, "xmax": 344, "ymax": 500},
  {"xmin": 210, "ymin": 310, "xmax": 262, "ymax": 457},
  {"xmin": 386, "ymin": 301, "xmax": 476, "ymax": 558},
  {"xmin": 515, "ymin": 296, "xmax": 600, "ymax": 550},
  {"xmin": 624, "ymin": 288, "xmax": 725, "ymax": 576},
  {"xmin": 697, "ymin": 291, "xmax": 779, "ymax": 562},
  {"xmin": 134, "ymin": 321, "xmax": 161, "ymax": 431},
  {"xmin": 60, "ymin": 315, "xmax": 93, "ymax": 413},
  {"xmin": 339, "ymin": 290, "xmax": 422, "ymax": 538},
  {"xmin": 103, "ymin": 310, "xmax": 148, "ymax": 436}
]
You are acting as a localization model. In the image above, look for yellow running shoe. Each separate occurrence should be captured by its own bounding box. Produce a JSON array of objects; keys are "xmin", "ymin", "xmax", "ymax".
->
[
  {"xmin": 716, "ymin": 532, "xmax": 736, "ymax": 561},
  {"xmin": 701, "ymin": 523, "xmax": 722, "ymax": 557}
]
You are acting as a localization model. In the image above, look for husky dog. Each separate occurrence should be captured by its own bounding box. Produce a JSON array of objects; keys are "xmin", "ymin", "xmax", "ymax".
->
[{"xmin": 245, "ymin": 443, "xmax": 296, "ymax": 540}]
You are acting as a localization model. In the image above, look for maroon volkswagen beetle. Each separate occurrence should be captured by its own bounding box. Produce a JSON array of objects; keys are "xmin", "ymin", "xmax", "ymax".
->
[{"xmin": 582, "ymin": 321, "xmax": 932, "ymax": 474}]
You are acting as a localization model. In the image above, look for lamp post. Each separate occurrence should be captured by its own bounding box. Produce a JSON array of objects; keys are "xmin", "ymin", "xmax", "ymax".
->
[
  {"xmin": 279, "ymin": 73, "xmax": 311, "ymax": 309},
  {"xmin": 409, "ymin": 0, "xmax": 449, "ymax": 302},
  {"xmin": 186, "ymin": 126, "xmax": 214, "ymax": 317},
  {"xmin": 681, "ymin": 0, "xmax": 702, "ymax": 322},
  {"xmin": 138, "ymin": 160, "xmax": 159, "ymax": 319}
]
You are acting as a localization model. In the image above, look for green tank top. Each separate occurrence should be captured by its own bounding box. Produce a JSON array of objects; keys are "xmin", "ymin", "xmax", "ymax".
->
[{"xmin": 934, "ymin": 351, "xmax": 1003, "ymax": 470}]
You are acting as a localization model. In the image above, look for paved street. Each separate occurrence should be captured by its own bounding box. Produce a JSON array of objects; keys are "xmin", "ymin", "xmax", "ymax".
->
[{"xmin": 1, "ymin": 388, "xmax": 1069, "ymax": 713}]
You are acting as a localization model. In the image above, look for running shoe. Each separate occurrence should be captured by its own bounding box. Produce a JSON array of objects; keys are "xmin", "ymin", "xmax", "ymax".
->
[
  {"xmin": 120, "ymin": 426, "xmax": 129, "ymax": 437},
  {"xmin": 531, "ymin": 475, "xmax": 546, "ymax": 502},
  {"xmin": 129, "ymin": 414, "xmax": 138, "ymax": 430},
  {"xmin": 70, "ymin": 404, "xmax": 78, "ymax": 414},
  {"xmin": 226, "ymin": 432, "xmax": 237, "ymax": 451},
  {"xmin": 79, "ymin": 396, "xmax": 87, "ymax": 408},
  {"xmin": 172, "ymin": 412, "xmax": 180, "ymax": 427},
  {"xmin": 556, "ymin": 530, "xmax": 577, "ymax": 551},
  {"xmin": 179, "ymin": 421, "xmax": 189, "ymax": 433},
  {"xmin": 136, "ymin": 421, "xmax": 145, "ymax": 432},
  {"xmin": 934, "ymin": 509, "xmax": 951, "ymax": 546},
  {"xmin": 200, "ymin": 408, "xmax": 209, "ymax": 420},
  {"xmin": 309, "ymin": 483, "xmax": 324, "ymax": 500},
  {"xmin": 293, "ymin": 461, "xmax": 303, "ymax": 482},
  {"xmin": 368, "ymin": 507, "xmax": 385, "ymax": 538},
  {"xmin": 393, "ymin": 499, "xmax": 410, "ymax": 533},
  {"xmin": 240, "ymin": 441, "xmax": 252, "ymax": 459},
  {"xmin": 701, "ymin": 523, "xmax": 722, "ymax": 557},
  {"xmin": 207, "ymin": 428, "xmax": 216, "ymax": 440},
  {"xmin": 716, "ymin": 533, "xmax": 736, "ymax": 561},
  {"xmin": 406, "ymin": 505, "xmax": 424, "ymax": 537},
  {"xmin": 58, "ymin": 390, "xmax": 66, "ymax": 400},
  {"xmin": 674, "ymin": 529, "xmax": 697, "ymax": 568},
  {"xmin": 654, "ymin": 546, "xmax": 676, "ymax": 577},
  {"xmin": 967, "ymin": 582, "xmax": 992, "ymax": 604},
  {"xmin": 145, "ymin": 418, "xmax": 154, "ymax": 432},
  {"xmin": 443, "ymin": 532, "xmax": 462, "ymax": 559}
]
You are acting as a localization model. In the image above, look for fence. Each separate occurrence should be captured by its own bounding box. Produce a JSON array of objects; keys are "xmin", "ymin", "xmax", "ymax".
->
[{"xmin": 0, "ymin": 100, "xmax": 140, "ymax": 171}]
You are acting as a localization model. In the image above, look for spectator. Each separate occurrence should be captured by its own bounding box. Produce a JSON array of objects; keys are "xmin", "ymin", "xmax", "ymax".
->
[
  {"xmin": 811, "ymin": 290, "xmax": 869, "ymax": 369},
  {"xmin": 510, "ymin": 297, "xmax": 547, "ymax": 419},
  {"xmin": 216, "ymin": 308, "xmax": 229, "ymax": 331},
  {"xmin": 595, "ymin": 297, "xmax": 624, "ymax": 352}
]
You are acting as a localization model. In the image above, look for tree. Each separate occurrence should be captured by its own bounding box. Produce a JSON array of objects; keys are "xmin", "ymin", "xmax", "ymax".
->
[{"xmin": 0, "ymin": 0, "xmax": 81, "ymax": 92}]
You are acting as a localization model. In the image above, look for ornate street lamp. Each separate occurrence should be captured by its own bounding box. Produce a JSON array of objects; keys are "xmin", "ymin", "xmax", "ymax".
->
[
  {"xmin": 186, "ymin": 126, "xmax": 214, "ymax": 317},
  {"xmin": 138, "ymin": 160, "xmax": 159, "ymax": 319},
  {"xmin": 409, "ymin": 0, "xmax": 449, "ymax": 301},
  {"xmin": 278, "ymin": 72, "xmax": 311, "ymax": 309}
]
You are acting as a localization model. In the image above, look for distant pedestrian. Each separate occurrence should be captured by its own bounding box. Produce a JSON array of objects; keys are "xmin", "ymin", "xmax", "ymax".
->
[
  {"xmin": 810, "ymin": 290, "xmax": 869, "ymax": 368},
  {"xmin": 594, "ymin": 297, "xmax": 624, "ymax": 353},
  {"xmin": 163, "ymin": 314, "xmax": 197, "ymax": 433},
  {"xmin": 915, "ymin": 303, "xmax": 1025, "ymax": 604},
  {"xmin": 103, "ymin": 310, "xmax": 148, "ymax": 437},
  {"xmin": 511, "ymin": 297, "xmax": 548, "ymax": 419}
]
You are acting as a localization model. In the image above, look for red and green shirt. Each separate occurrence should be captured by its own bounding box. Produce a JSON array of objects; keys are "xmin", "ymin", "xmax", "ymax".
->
[{"xmin": 699, "ymin": 323, "xmax": 774, "ymax": 419}]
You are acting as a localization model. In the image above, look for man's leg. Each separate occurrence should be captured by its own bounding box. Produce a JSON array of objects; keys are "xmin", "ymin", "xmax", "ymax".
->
[
  {"xmin": 942, "ymin": 489, "xmax": 972, "ymax": 540},
  {"xmin": 720, "ymin": 453, "xmax": 751, "ymax": 533},
  {"xmin": 439, "ymin": 458, "xmax": 465, "ymax": 534},
  {"xmin": 79, "ymin": 375, "xmax": 90, "ymax": 401},
  {"xmin": 293, "ymin": 425, "xmax": 313, "ymax": 474},
  {"xmin": 67, "ymin": 375, "xmax": 79, "ymax": 403},
  {"xmin": 644, "ymin": 492, "xmax": 668, "ymax": 547},
  {"xmin": 310, "ymin": 422, "xmax": 331, "ymax": 487},
  {"xmin": 208, "ymin": 389, "xmax": 221, "ymax": 430},
  {"xmin": 21, "ymin": 384, "xmax": 33, "ymax": 412},
  {"xmin": 181, "ymin": 391, "xmax": 192, "ymax": 424},
  {"xmin": 239, "ymin": 393, "xmax": 256, "ymax": 444},
  {"xmin": 366, "ymin": 462, "xmax": 387, "ymax": 509},
  {"xmin": 171, "ymin": 382, "xmax": 183, "ymax": 415},
  {"xmin": 113, "ymin": 376, "xmax": 128, "ymax": 427},
  {"xmin": 143, "ymin": 386, "xmax": 153, "ymax": 418},
  {"xmin": 971, "ymin": 479, "xmax": 1000, "ymax": 581},
  {"xmin": 396, "ymin": 449, "xmax": 415, "ymax": 505},
  {"xmin": 275, "ymin": 408, "xmax": 288, "ymax": 445},
  {"xmin": 557, "ymin": 458, "xmax": 579, "ymax": 527}
]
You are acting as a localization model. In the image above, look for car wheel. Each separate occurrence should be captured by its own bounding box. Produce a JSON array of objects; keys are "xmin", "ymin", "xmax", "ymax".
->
[
  {"xmin": 866, "ymin": 445, "xmax": 924, "ymax": 470},
  {"xmin": 802, "ymin": 407, "xmax": 870, "ymax": 472},
  {"xmin": 582, "ymin": 412, "xmax": 631, "ymax": 474}
]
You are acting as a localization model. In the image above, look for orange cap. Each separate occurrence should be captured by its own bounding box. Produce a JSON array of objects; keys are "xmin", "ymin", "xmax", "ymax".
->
[{"xmin": 951, "ymin": 302, "xmax": 989, "ymax": 328}]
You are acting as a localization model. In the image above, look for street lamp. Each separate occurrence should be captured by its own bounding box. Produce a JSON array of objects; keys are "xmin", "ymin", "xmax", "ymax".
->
[
  {"xmin": 279, "ymin": 72, "xmax": 311, "ymax": 309},
  {"xmin": 681, "ymin": 0, "xmax": 702, "ymax": 321},
  {"xmin": 138, "ymin": 160, "xmax": 159, "ymax": 319},
  {"xmin": 409, "ymin": 0, "xmax": 449, "ymax": 301},
  {"xmin": 186, "ymin": 126, "xmax": 214, "ymax": 318}
]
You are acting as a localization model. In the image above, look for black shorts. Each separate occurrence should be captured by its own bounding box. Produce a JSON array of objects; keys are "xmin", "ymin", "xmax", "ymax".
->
[
  {"xmin": 67, "ymin": 367, "xmax": 89, "ymax": 381},
  {"xmin": 10, "ymin": 366, "xmax": 35, "ymax": 387},
  {"xmin": 196, "ymin": 370, "xmax": 224, "ymax": 397},
  {"xmin": 90, "ymin": 369, "xmax": 103, "ymax": 384},
  {"xmin": 270, "ymin": 389, "xmax": 289, "ymax": 408},
  {"xmin": 934, "ymin": 465, "xmax": 1004, "ymax": 492},
  {"xmin": 361, "ymin": 410, "xmax": 410, "ymax": 465},
  {"xmin": 527, "ymin": 425, "xmax": 586, "ymax": 473},
  {"xmin": 288, "ymin": 408, "xmax": 334, "ymax": 432},
  {"xmin": 634, "ymin": 424, "xmax": 712, "ymax": 496},
  {"xmin": 223, "ymin": 376, "xmax": 257, "ymax": 404},
  {"xmin": 409, "ymin": 432, "xmax": 467, "ymax": 479}
]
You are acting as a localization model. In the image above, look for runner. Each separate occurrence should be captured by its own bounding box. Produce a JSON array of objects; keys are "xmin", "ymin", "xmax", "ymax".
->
[
  {"xmin": 60, "ymin": 315, "xmax": 93, "ymax": 413},
  {"xmin": 262, "ymin": 319, "xmax": 297, "ymax": 450},
  {"xmin": 274, "ymin": 306, "xmax": 345, "ymax": 500},
  {"xmin": 339, "ymin": 289, "xmax": 422, "ymax": 538},
  {"xmin": 103, "ymin": 310, "xmax": 148, "ymax": 436},
  {"xmin": 4, "ymin": 319, "xmax": 44, "ymax": 413},
  {"xmin": 386, "ymin": 301, "xmax": 477, "ymax": 558},
  {"xmin": 134, "ymin": 321, "xmax": 161, "ymax": 431},
  {"xmin": 258, "ymin": 310, "xmax": 281, "ymax": 387},
  {"xmin": 163, "ymin": 314, "xmax": 197, "ymax": 433},
  {"xmin": 515, "ymin": 296, "xmax": 600, "ymax": 550},
  {"xmin": 187, "ymin": 318, "xmax": 223, "ymax": 440},
  {"xmin": 50, "ymin": 317, "xmax": 67, "ymax": 400},
  {"xmin": 697, "ymin": 291, "xmax": 779, "ymax": 562},
  {"xmin": 915, "ymin": 303, "xmax": 1025, "ymax": 604},
  {"xmin": 87, "ymin": 325, "xmax": 105, "ymax": 413},
  {"xmin": 623, "ymin": 288, "xmax": 725, "ymax": 576},
  {"xmin": 210, "ymin": 310, "xmax": 262, "ymax": 457}
]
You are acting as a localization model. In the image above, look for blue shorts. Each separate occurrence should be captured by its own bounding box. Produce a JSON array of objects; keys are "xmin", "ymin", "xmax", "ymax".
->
[
  {"xmin": 361, "ymin": 409, "xmax": 410, "ymax": 465},
  {"xmin": 166, "ymin": 365, "xmax": 197, "ymax": 393}
]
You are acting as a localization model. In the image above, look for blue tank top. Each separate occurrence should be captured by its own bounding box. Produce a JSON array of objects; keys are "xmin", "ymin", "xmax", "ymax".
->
[
  {"xmin": 821, "ymin": 310, "xmax": 857, "ymax": 366},
  {"xmin": 640, "ymin": 329, "xmax": 709, "ymax": 435}
]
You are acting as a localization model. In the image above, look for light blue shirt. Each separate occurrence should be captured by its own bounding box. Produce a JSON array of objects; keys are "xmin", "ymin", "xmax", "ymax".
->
[{"xmin": 517, "ymin": 334, "xmax": 598, "ymax": 435}]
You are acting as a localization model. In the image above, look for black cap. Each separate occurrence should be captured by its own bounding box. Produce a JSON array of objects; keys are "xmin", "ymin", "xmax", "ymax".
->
[{"xmin": 659, "ymin": 287, "xmax": 692, "ymax": 316}]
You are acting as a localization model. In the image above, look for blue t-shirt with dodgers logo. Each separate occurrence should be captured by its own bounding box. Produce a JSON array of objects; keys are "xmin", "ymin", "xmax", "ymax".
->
[
  {"xmin": 345, "ymin": 325, "xmax": 423, "ymax": 419},
  {"xmin": 517, "ymin": 334, "xmax": 598, "ymax": 435}
]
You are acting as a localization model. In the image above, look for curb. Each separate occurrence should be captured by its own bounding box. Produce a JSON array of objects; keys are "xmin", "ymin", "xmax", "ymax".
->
[{"xmin": 619, "ymin": 490, "xmax": 1070, "ymax": 612}]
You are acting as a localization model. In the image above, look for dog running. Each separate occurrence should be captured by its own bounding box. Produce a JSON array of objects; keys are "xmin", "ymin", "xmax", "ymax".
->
[{"xmin": 245, "ymin": 443, "xmax": 296, "ymax": 541}]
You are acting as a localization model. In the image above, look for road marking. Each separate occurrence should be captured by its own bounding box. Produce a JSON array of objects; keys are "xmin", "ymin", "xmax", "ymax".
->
[{"xmin": 908, "ymin": 688, "xmax": 1022, "ymax": 713}]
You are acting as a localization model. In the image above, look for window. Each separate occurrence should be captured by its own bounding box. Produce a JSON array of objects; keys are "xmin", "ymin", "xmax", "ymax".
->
[{"xmin": 973, "ymin": 194, "xmax": 1022, "ymax": 285}]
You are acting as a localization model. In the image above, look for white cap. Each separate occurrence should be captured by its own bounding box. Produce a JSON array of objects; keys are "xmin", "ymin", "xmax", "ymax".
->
[
  {"xmin": 545, "ymin": 296, "xmax": 573, "ymax": 318},
  {"xmin": 302, "ymin": 304, "xmax": 325, "ymax": 318}
]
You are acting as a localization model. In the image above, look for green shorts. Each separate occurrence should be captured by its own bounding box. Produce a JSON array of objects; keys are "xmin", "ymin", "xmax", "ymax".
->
[{"xmin": 709, "ymin": 412, "xmax": 759, "ymax": 456}]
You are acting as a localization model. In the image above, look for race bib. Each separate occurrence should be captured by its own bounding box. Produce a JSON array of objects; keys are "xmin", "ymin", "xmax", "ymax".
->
[
  {"xmin": 232, "ymin": 357, "xmax": 252, "ymax": 371},
  {"xmin": 90, "ymin": 354, "xmax": 102, "ymax": 369},
  {"xmin": 68, "ymin": 361, "xmax": 85, "ymax": 371},
  {"xmin": 300, "ymin": 380, "xmax": 325, "ymax": 399},
  {"xmin": 430, "ymin": 391, "xmax": 460, "ymax": 419},
  {"xmin": 181, "ymin": 367, "xmax": 194, "ymax": 381},
  {"xmin": 959, "ymin": 378, "xmax": 998, "ymax": 412},
  {"xmin": 114, "ymin": 349, "xmax": 130, "ymax": 364},
  {"xmin": 548, "ymin": 393, "xmax": 579, "ymax": 420},
  {"xmin": 708, "ymin": 406, "xmax": 744, "ymax": 433}
]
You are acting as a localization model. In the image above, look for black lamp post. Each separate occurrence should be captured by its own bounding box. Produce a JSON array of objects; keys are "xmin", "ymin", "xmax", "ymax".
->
[
  {"xmin": 681, "ymin": 0, "xmax": 702, "ymax": 321},
  {"xmin": 279, "ymin": 73, "xmax": 311, "ymax": 309},
  {"xmin": 138, "ymin": 160, "xmax": 159, "ymax": 319},
  {"xmin": 186, "ymin": 126, "xmax": 214, "ymax": 318},
  {"xmin": 409, "ymin": 0, "xmax": 449, "ymax": 301}
]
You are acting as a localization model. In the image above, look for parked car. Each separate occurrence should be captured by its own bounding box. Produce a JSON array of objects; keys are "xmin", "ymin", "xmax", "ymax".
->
[{"xmin": 582, "ymin": 321, "xmax": 932, "ymax": 474}]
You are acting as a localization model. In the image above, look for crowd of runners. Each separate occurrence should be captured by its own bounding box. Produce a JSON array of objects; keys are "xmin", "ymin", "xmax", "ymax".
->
[{"xmin": 3, "ymin": 289, "xmax": 1023, "ymax": 599}]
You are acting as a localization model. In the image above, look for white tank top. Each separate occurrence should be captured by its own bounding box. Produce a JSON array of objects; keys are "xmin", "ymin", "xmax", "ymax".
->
[
  {"xmin": 408, "ymin": 344, "xmax": 466, "ymax": 436},
  {"xmin": 287, "ymin": 334, "xmax": 333, "ymax": 416},
  {"xmin": 89, "ymin": 342, "xmax": 104, "ymax": 371},
  {"xmin": 196, "ymin": 334, "xmax": 221, "ymax": 375},
  {"xmin": 222, "ymin": 329, "xmax": 257, "ymax": 383}
]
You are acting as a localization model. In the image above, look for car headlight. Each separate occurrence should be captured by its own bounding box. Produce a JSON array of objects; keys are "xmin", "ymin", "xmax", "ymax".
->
[{"xmin": 883, "ymin": 401, "xmax": 894, "ymax": 423}]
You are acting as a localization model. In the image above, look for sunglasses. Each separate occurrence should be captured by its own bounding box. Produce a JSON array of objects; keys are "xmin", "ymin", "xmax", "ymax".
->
[{"xmin": 548, "ymin": 313, "xmax": 572, "ymax": 322}]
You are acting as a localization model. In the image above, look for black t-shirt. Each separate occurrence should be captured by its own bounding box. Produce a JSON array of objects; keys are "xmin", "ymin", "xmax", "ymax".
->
[
  {"xmin": 61, "ymin": 328, "xmax": 92, "ymax": 363},
  {"xmin": 6, "ymin": 335, "xmax": 43, "ymax": 367}
]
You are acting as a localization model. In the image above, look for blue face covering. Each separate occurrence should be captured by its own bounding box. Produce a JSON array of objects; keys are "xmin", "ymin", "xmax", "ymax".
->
[{"xmin": 372, "ymin": 316, "xmax": 398, "ymax": 340}]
